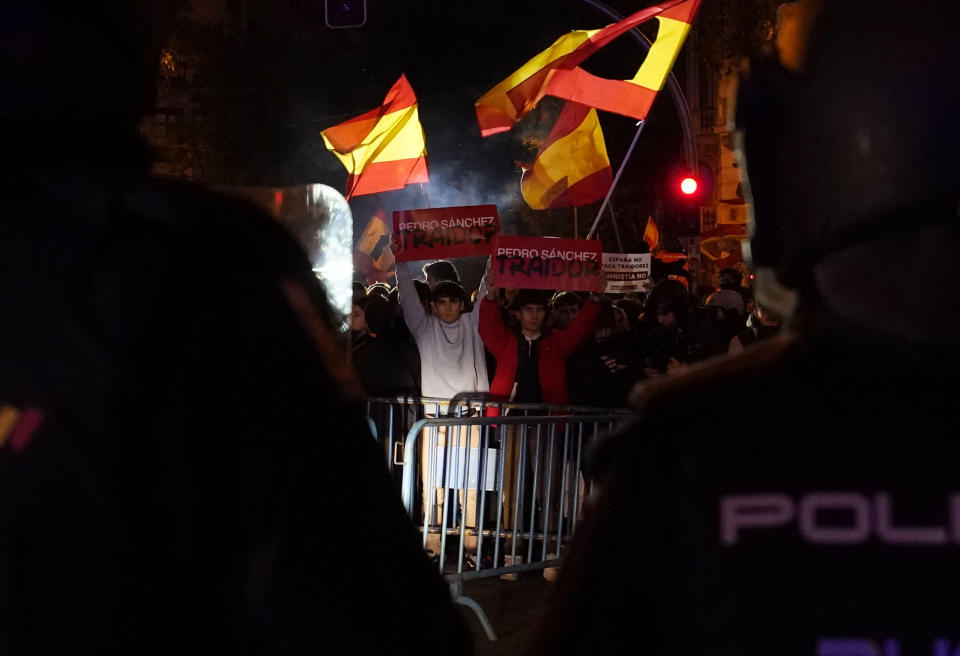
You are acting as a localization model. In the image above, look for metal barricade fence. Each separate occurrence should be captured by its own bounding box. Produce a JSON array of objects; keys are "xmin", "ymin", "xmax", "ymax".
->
[
  {"xmin": 364, "ymin": 394, "xmax": 630, "ymax": 473},
  {"xmin": 363, "ymin": 395, "xmax": 633, "ymax": 640}
]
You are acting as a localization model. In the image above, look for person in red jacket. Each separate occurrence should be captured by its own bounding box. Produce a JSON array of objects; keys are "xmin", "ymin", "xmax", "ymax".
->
[
  {"xmin": 479, "ymin": 282, "xmax": 602, "ymax": 411},
  {"xmin": 479, "ymin": 269, "xmax": 601, "ymax": 575}
]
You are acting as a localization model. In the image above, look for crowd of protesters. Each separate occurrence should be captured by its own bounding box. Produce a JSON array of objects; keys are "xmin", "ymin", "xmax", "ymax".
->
[{"xmin": 350, "ymin": 256, "xmax": 780, "ymax": 407}]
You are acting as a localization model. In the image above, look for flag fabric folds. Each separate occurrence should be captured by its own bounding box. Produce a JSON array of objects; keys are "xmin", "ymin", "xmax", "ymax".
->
[
  {"xmin": 321, "ymin": 75, "xmax": 428, "ymax": 199},
  {"xmin": 520, "ymin": 102, "xmax": 612, "ymax": 209},
  {"xmin": 643, "ymin": 215, "xmax": 660, "ymax": 250},
  {"xmin": 354, "ymin": 210, "xmax": 396, "ymax": 283},
  {"xmin": 475, "ymin": 0, "xmax": 701, "ymax": 136}
]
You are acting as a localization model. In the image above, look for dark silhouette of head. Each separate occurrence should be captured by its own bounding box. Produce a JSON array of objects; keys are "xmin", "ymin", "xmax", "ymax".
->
[{"xmin": 422, "ymin": 260, "xmax": 459, "ymax": 289}]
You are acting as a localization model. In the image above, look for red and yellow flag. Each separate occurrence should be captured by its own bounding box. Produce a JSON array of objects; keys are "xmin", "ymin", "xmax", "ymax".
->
[
  {"xmin": 321, "ymin": 75, "xmax": 428, "ymax": 199},
  {"xmin": 520, "ymin": 102, "xmax": 612, "ymax": 209},
  {"xmin": 643, "ymin": 215, "xmax": 660, "ymax": 251},
  {"xmin": 475, "ymin": 0, "xmax": 701, "ymax": 136},
  {"xmin": 354, "ymin": 209, "xmax": 396, "ymax": 283}
]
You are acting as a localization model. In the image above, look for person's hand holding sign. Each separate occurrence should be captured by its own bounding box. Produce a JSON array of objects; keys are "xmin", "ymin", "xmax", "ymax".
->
[{"xmin": 484, "ymin": 257, "xmax": 497, "ymax": 301}]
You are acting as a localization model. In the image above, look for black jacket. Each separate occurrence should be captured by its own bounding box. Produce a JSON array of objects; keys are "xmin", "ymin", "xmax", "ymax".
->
[{"xmin": 538, "ymin": 319, "xmax": 960, "ymax": 654}]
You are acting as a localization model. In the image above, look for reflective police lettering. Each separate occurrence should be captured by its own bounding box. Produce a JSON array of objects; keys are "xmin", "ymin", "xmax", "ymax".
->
[
  {"xmin": 721, "ymin": 494, "xmax": 794, "ymax": 545},
  {"xmin": 875, "ymin": 493, "xmax": 947, "ymax": 545},
  {"xmin": 800, "ymin": 493, "xmax": 871, "ymax": 544},
  {"xmin": 817, "ymin": 638, "xmax": 880, "ymax": 656},
  {"xmin": 720, "ymin": 493, "xmax": 960, "ymax": 546},
  {"xmin": 934, "ymin": 639, "xmax": 960, "ymax": 656},
  {"xmin": 817, "ymin": 639, "xmax": 960, "ymax": 656}
]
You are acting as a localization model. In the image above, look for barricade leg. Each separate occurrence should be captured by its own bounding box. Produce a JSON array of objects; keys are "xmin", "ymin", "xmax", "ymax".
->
[
  {"xmin": 499, "ymin": 425, "xmax": 522, "ymax": 532},
  {"xmin": 449, "ymin": 423, "xmax": 481, "ymax": 552},
  {"xmin": 450, "ymin": 581, "xmax": 497, "ymax": 642},
  {"xmin": 513, "ymin": 425, "xmax": 564, "ymax": 559},
  {"xmin": 499, "ymin": 425, "xmax": 527, "ymax": 580},
  {"xmin": 421, "ymin": 423, "xmax": 441, "ymax": 555},
  {"xmin": 423, "ymin": 415, "xmax": 485, "ymax": 564}
]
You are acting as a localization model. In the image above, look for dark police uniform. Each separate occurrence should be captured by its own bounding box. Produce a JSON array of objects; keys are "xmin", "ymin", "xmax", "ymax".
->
[
  {"xmin": 537, "ymin": 317, "xmax": 960, "ymax": 654},
  {"xmin": 536, "ymin": 0, "xmax": 960, "ymax": 649}
]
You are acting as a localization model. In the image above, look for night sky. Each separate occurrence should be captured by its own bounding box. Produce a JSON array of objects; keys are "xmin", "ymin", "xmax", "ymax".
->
[{"xmin": 275, "ymin": 0, "xmax": 688, "ymax": 266}]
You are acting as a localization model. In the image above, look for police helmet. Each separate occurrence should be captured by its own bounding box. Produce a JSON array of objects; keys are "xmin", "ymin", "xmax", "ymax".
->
[{"xmin": 736, "ymin": 0, "xmax": 960, "ymax": 291}]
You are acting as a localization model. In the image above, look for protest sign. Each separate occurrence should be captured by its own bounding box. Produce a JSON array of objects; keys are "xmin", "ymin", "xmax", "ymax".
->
[
  {"xmin": 491, "ymin": 236, "xmax": 603, "ymax": 292},
  {"xmin": 392, "ymin": 204, "xmax": 500, "ymax": 262},
  {"xmin": 602, "ymin": 253, "xmax": 651, "ymax": 293}
]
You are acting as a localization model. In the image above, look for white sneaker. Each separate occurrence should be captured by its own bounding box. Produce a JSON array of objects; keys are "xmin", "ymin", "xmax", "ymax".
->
[
  {"xmin": 500, "ymin": 553, "xmax": 522, "ymax": 581},
  {"xmin": 542, "ymin": 552, "xmax": 560, "ymax": 581}
]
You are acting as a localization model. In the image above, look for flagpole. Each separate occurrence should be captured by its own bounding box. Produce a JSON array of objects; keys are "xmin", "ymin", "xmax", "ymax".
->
[
  {"xmin": 586, "ymin": 120, "xmax": 647, "ymax": 240},
  {"xmin": 579, "ymin": 0, "xmax": 698, "ymax": 174},
  {"xmin": 608, "ymin": 203, "xmax": 624, "ymax": 252}
]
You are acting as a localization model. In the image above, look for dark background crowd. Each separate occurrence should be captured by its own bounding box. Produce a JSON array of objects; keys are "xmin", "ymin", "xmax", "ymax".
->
[{"xmin": 350, "ymin": 260, "xmax": 779, "ymax": 406}]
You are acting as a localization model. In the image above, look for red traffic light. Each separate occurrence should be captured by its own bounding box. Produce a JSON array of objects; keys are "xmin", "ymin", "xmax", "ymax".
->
[{"xmin": 671, "ymin": 166, "xmax": 713, "ymax": 205}]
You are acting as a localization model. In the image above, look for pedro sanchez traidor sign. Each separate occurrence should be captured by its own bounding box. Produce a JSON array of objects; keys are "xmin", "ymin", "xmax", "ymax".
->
[
  {"xmin": 392, "ymin": 204, "xmax": 500, "ymax": 262},
  {"xmin": 491, "ymin": 235, "xmax": 604, "ymax": 292},
  {"xmin": 602, "ymin": 252, "xmax": 651, "ymax": 293}
]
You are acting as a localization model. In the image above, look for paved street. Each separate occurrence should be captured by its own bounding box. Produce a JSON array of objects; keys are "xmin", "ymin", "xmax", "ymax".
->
[{"xmin": 456, "ymin": 574, "xmax": 556, "ymax": 656}]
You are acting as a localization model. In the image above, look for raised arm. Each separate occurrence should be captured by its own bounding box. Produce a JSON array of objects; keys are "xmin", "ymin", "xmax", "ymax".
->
[
  {"xmin": 478, "ymin": 296, "xmax": 511, "ymax": 357},
  {"xmin": 395, "ymin": 260, "xmax": 429, "ymax": 336},
  {"xmin": 477, "ymin": 258, "xmax": 510, "ymax": 355},
  {"xmin": 476, "ymin": 256, "xmax": 490, "ymax": 303},
  {"xmin": 465, "ymin": 256, "xmax": 491, "ymax": 330}
]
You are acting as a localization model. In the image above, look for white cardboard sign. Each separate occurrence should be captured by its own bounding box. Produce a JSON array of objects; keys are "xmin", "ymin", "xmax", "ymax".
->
[{"xmin": 602, "ymin": 253, "xmax": 651, "ymax": 293}]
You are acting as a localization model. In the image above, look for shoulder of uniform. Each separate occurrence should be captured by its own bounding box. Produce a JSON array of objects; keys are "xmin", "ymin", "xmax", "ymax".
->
[
  {"xmin": 628, "ymin": 333, "xmax": 799, "ymax": 416},
  {"xmin": 586, "ymin": 335, "xmax": 800, "ymax": 481}
]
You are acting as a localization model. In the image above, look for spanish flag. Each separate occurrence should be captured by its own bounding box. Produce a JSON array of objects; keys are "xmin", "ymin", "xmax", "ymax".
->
[
  {"xmin": 354, "ymin": 209, "xmax": 396, "ymax": 283},
  {"xmin": 475, "ymin": 0, "xmax": 700, "ymax": 137},
  {"xmin": 321, "ymin": 75, "xmax": 428, "ymax": 199},
  {"xmin": 520, "ymin": 102, "xmax": 612, "ymax": 209},
  {"xmin": 643, "ymin": 215, "xmax": 660, "ymax": 251}
]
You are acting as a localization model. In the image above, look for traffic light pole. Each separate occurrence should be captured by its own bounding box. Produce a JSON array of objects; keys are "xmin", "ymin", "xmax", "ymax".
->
[
  {"xmin": 579, "ymin": 0, "xmax": 698, "ymax": 172},
  {"xmin": 580, "ymin": 0, "xmax": 699, "ymax": 243}
]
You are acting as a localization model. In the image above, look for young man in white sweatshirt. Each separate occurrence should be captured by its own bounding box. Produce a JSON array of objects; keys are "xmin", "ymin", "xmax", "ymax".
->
[
  {"xmin": 395, "ymin": 258, "xmax": 489, "ymax": 559},
  {"xmin": 396, "ymin": 260, "xmax": 488, "ymax": 400}
]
